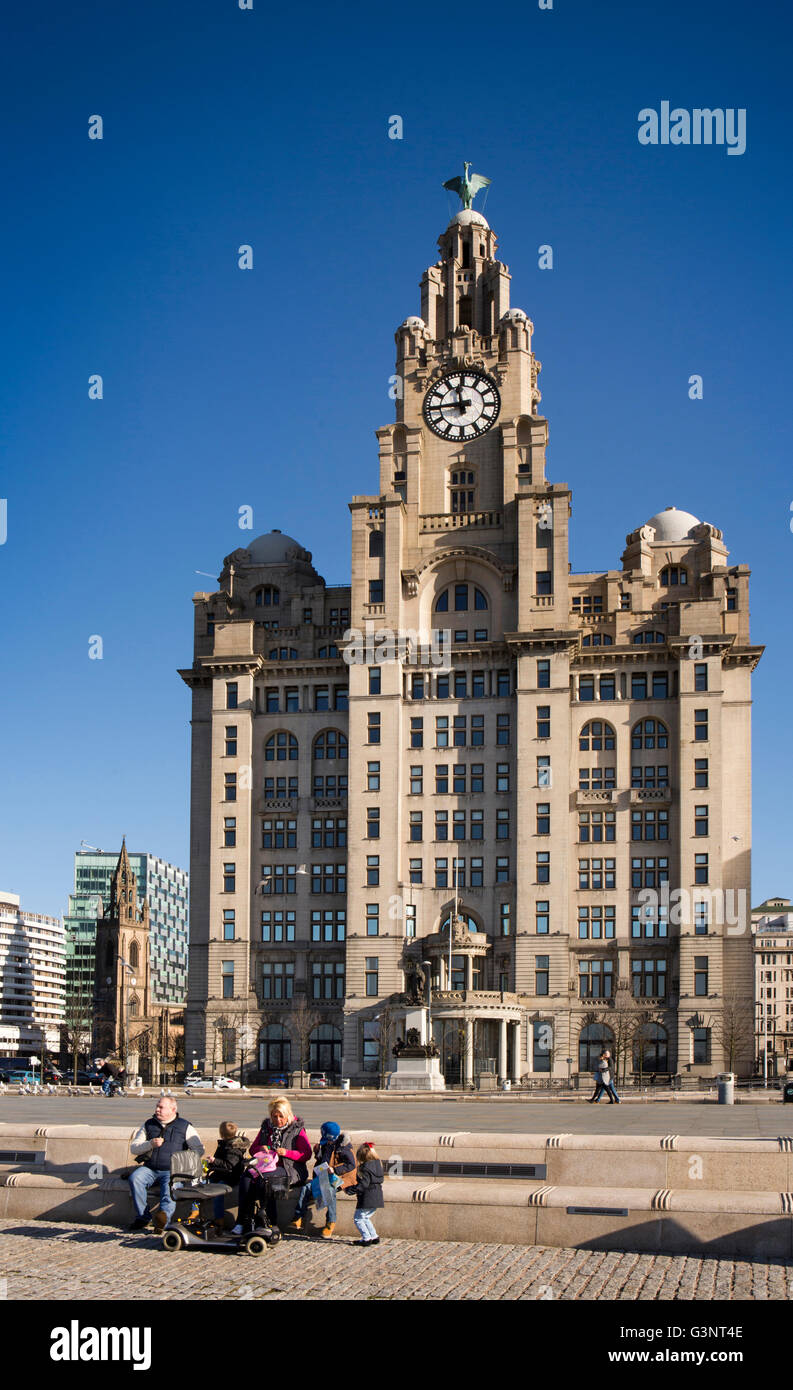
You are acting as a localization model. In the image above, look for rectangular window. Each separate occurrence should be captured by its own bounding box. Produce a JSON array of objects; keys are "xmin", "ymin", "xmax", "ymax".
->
[
  {"xmin": 310, "ymin": 909, "xmax": 345, "ymax": 942},
  {"xmin": 223, "ymin": 862, "xmax": 236, "ymax": 893},
  {"xmin": 536, "ymin": 851, "xmax": 550, "ymax": 884},
  {"xmin": 314, "ymin": 685, "xmax": 329, "ymax": 712},
  {"xmin": 631, "ymin": 674, "xmax": 648, "ymax": 700},
  {"xmin": 470, "ymin": 809, "xmax": 483, "ymax": 840},
  {"xmin": 652, "ymin": 672, "xmax": 668, "ymax": 699},
  {"xmin": 632, "ymin": 957, "xmax": 667, "ymax": 999},
  {"xmin": 453, "ymin": 765, "xmax": 466, "ymax": 794},
  {"xmin": 366, "ymin": 855, "xmax": 380, "ymax": 886},
  {"xmin": 694, "ymin": 663, "xmax": 708, "ymax": 691},
  {"xmin": 470, "ymin": 856, "xmax": 484, "ymax": 887},
  {"xmin": 693, "ymin": 1027, "xmax": 709, "ymax": 1064},
  {"xmin": 694, "ymin": 758, "xmax": 709, "ymax": 788},
  {"xmin": 726, "ymin": 588, "xmax": 737, "ymax": 611},
  {"xmin": 535, "ymin": 955, "xmax": 549, "ymax": 996},
  {"xmin": 579, "ymin": 810, "xmax": 616, "ymax": 843},
  {"xmin": 435, "ymin": 765, "xmax": 448, "ymax": 794},
  {"xmin": 365, "ymin": 957, "xmax": 379, "ymax": 997},
  {"xmin": 500, "ymin": 903, "xmax": 511, "ymax": 936},
  {"xmin": 224, "ymin": 773, "xmax": 237, "ymax": 802},
  {"xmin": 694, "ymin": 901, "xmax": 709, "ymax": 935},
  {"xmin": 268, "ymin": 775, "xmax": 299, "ymax": 798},
  {"xmin": 262, "ymin": 910, "xmax": 296, "ymax": 943},
  {"xmin": 265, "ymin": 688, "xmax": 279, "ymax": 713},
  {"xmin": 369, "ymin": 578, "xmax": 384, "ymax": 604},
  {"xmin": 578, "ymin": 959, "xmax": 613, "ymax": 999},
  {"xmin": 497, "ymin": 713, "xmax": 511, "ymax": 745},
  {"xmin": 537, "ymin": 706, "xmax": 550, "ymax": 739},
  {"xmin": 367, "ymin": 807, "xmax": 380, "ymax": 838},
  {"xmin": 695, "ymin": 805, "xmax": 709, "ymax": 837},
  {"xmin": 537, "ymin": 659, "xmax": 550, "ymax": 689},
  {"xmin": 694, "ymin": 709, "xmax": 708, "ymax": 741},
  {"xmin": 470, "ymin": 763, "xmax": 484, "ymax": 793},
  {"xmin": 226, "ymin": 682, "xmax": 238, "ymax": 709},
  {"xmin": 496, "ymin": 809, "xmax": 511, "ymax": 840},
  {"xmin": 435, "ymin": 809, "xmax": 448, "ymax": 840},
  {"xmin": 221, "ymin": 960, "xmax": 234, "ymax": 999},
  {"xmin": 472, "ymin": 672, "xmax": 486, "ymax": 698},
  {"xmin": 368, "ymin": 667, "xmax": 381, "ymax": 695},
  {"xmin": 695, "ymin": 853, "xmax": 709, "ymax": 885},
  {"xmin": 368, "ymin": 712, "xmax": 381, "ymax": 744},
  {"xmin": 599, "ymin": 675, "xmax": 616, "ymax": 701},
  {"xmin": 334, "ymin": 685, "xmax": 348, "ymax": 711},
  {"xmin": 694, "ymin": 956, "xmax": 708, "ymax": 996},
  {"xmin": 222, "ymin": 909, "xmax": 235, "ymax": 941},
  {"xmin": 366, "ymin": 904, "xmax": 379, "ymax": 937},
  {"xmin": 411, "ymin": 674, "xmax": 425, "ymax": 700},
  {"xmin": 409, "ymin": 858, "xmax": 422, "ymax": 884},
  {"xmin": 224, "ymin": 817, "xmax": 236, "ymax": 847},
  {"xmin": 405, "ymin": 905, "xmax": 416, "ymax": 938},
  {"xmin": 631, "ymin": 809, "xmax": 669, "ymax": 841},
  {"xmin": 471, "ymin": 715, "xmax": 484, "ymax": 746},
  {"xmin": 262, "ymin": 818, "xmax": 297, "ymax": 849},
  {"xmin": 309, "ymin": 863, "xmax": 346, "ymax": 894},
  {"xmin": 435, "ymin": 716, "xmax": 449, "ymax": 748},
  {"xmin": 285, "ymin": 687, "xmax": 299, "ymax": 712},
  {"xmin": 579, "ymin": 675, "xmax": 595, "ymax": 702},
  {"xmin": 410, "ymin": 765, "xmax": 423, "ymax": 794},
  {"xmin": 536, "ymin": 900, "xmax": 549, "ymax": 935},
  {"xmin": 536, "ymin": 803, "xmax": 550, "ymax": 835},
  {"xmin": 436, "ymin": 674, "xmax": 450, "ymax": 699},
  {"xmin": 409, "ymin": 810, "xmax": 423, "ymax": 841},
  {"xmin": 497, "ymin": 671, "xmax": 511, "ymax": 697},
  {"xmin": 537, "ymin": 755, "xmax": 551, "ymax": 789},
  {"xmin": 367, "ymin": 761, "xmax": 380, "ymax": 792},
  {"xmin": 410, "ymin": 717, "xmax": 423, "ymax": 748},
  {"xmin": 435, "ymin": 857, "xmax": 448, "ymax": 889},
  {"xmin": 311, "ymin": 962, "xmax": 343, "ymax": 1001},
  {"xmin": 578, "ymin": 906, "xmax": 616, "ymax": 940},
  {"xmin": 454, "ymin": 672, "xmax": 467, "ymax": 698},
  {"xmin": 453, "ymin": 715, "xmax": 466, "ymax": 746},
  {"xmin": 225, "ymin": 725, "xmax": 237, "ymax": 756},
  {"xmin": 496, "ymin": 856, "xmax": 510, "ymax": 884}
]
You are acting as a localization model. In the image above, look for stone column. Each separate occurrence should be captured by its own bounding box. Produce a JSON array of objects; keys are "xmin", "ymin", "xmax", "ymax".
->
[
  {"xmin": 511, "ymin": 1021, "xmax": 521, "ymax": 1082},
  {"xmin": 498, "ymin": 1017, "xmax": 508, "ymax": 1081},
  {"xmin": 464, "ymin": 1019, "xmax": 474, "ymax": 1086},
  {"xmin": 465, "ymin": 955, "xmax": 473, "ymax": 990}
]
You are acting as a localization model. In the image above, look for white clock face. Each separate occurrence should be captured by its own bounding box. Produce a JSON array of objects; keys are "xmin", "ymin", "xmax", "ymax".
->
[{"xmin": 423, "ymin": 371, "xmax": 500, "ymax": 441}]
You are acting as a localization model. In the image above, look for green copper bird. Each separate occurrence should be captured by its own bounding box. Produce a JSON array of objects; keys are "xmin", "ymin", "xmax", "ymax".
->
[{"xmin": 443, "ymin": 162, "xmax": 491, "ymax": 211}]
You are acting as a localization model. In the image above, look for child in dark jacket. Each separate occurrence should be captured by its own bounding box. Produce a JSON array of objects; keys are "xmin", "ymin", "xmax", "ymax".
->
[
  {"xmin": 346, "ymin": 1142, "xmax": 385, "ymax": 1246},
  {"xmin": 292, "ymin": 1120, "xmax": 356, "ymax": 1238},
  {"xmin": 207, "ymin": 1121, "xmax": 249, "ymax": 1223}
]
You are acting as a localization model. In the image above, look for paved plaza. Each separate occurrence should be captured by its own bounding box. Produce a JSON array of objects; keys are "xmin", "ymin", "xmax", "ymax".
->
[
  {"xmin": 0, "ymin": 1219, "xmax": 791, "ymax": 1301},
  {"xmin": 1, "ymin": 1094, "xmax": 791, "ymax": 1137}
]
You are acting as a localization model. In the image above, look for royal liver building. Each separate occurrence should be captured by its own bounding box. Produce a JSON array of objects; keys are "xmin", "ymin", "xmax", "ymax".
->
[{"xmin": 181, "ymin": 179, "xmax": 763, "ymax": 1085}]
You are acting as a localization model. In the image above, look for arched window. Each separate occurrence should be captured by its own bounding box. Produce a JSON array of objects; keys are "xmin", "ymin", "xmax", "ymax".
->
[
  {"xmin": 268, "ymin": 647, "xmax": 298, "ymax": 659},
  {"xmin": 439, "ymin": 912, "xmax": 479, "ymax": 934},
  {"xmin": 659, "ymin": 566, "xmax": 687, "ymax": 587},
  {"xmin": 631, "ymin": 718, "xmax": 669, "ymax": 751},
  {"xmin": 258, "ymin": 1024, "xmax": 291, "ymax": 1074},
  {"xmin": 128, "ymin": 940, "xmax": 139, "ymax": 969},
  {"xmin": 128, "ymin": 996, "xmax": 140, "ymax": 1018},
  {"xmin": 632, "ymin": 631, "xmax": 665, "ymax": 644},
  {"xmin": 582, "ymin": 633, "xmax": 613, "ymax": 646},
  {"xmin": 309, "ymin": 1024, "xmax": 342, "ymax": 1075},
  {"xmin": 313, "ymin": 730, "xmax": 348, "ymax": 761},
  {"xmin": 254, "ymin": 585, "xmax": 280, "ymax": 607},
  {"xmin": 578, "ymin": 1023, "xmax": 614, "ymax": 1073},
  {"xmin": 317, "ymin": 644, "xmax": 339, "ymax": 658},
  {"xmin": 265, "ymin": 731, "xmax": 298, "ymax": 761},
  {"xmin": 434, "ymin": 584, "xmax": 488, "ymax": 613},
  {"xmin": 579, "ymin": 720, "xmax": 616, "ymax": 752},
  {"xmin": 632, "ymin": 1023, "xmax": 668, "ymax": 1073},
  {"xmin": 368, "ymin": 529, "xmax": 384, "ymax": 557}
]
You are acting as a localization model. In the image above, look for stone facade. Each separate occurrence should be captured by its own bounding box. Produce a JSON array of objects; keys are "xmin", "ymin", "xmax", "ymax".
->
[
  {"xmin": 752, "ymin": 897, "xmax": 793, "ymax": 1079},
  {"xmin": 181, "ymin": 199, "xmax": 763, "ymax": 1082}
]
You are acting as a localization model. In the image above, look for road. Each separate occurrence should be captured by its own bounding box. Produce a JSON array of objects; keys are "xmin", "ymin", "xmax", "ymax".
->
[{"xmin": 1, "ymin": 1094, "xmax": 792, "ymax": 1135}]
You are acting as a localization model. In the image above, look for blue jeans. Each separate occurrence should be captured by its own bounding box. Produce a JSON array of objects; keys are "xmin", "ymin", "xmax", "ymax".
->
[
  {"xmin": 295, "ymin": 1181, "xmax": 337, "ymax": 1224},
  {"xmin": 353, "ymin": 1209, "xmax": 378, "ymax": 1242},
  {"xmin": 102, "ymin": 1077, "xmax": 112, "ymax": 1095},
  {"xmin": 128, "ymin": 1166, "xmax": 174, "ymax": 1220}
]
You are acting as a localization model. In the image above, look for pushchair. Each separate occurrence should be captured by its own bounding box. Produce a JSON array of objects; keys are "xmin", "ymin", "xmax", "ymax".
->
[{"xmin": 160, "ymin": 1151, "xmax": 281, "ymax": 1257}]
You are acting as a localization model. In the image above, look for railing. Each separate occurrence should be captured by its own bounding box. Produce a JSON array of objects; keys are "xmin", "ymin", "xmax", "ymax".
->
[
  {"xmin": 532, "ymin": 595, "xmax": 554, "ymax": 607},
  {"xmin": 630, "ymin": 787, "xmax": 671, "ymax": 803},
  {"xmin": 312, "ymin": 796, "xmax": 347, "ymax": 809},
  {"xmin": 430, "ymin": 990, "xmax": 520, "ymax": 1006},
  {"xmin": 576, "ymin": 789, "xmax": 614, "ymax": 803},
  {"xmin": 420, "ymin": 511, "xmax": 503, "ymax": 531}
]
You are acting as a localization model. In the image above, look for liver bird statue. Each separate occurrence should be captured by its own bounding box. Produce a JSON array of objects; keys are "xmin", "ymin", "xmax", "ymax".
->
[{"xmin": 443, "ymin": 162, "xmax": 491, "ymax": 211}]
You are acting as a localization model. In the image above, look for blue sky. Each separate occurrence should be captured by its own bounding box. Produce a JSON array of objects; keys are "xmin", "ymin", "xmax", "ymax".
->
[{"xmin": 1, "ymin": 0, "xmax": 791, "ymax": 916}]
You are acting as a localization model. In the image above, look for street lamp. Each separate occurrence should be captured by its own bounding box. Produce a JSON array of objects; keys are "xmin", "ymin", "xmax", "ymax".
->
[{"xmin": 423, "ymin": 960, "xmax": 433, "ymax": 1052}]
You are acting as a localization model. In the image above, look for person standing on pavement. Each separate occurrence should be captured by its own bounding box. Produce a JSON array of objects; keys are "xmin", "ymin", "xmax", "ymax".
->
[
  {"xmin": 344, "ymin": 1141, "xmax": 385, "ymax": 1247},
  {"xmin": 127, "ymin": 1094, "xmax": 204, "ymax": 1232}
]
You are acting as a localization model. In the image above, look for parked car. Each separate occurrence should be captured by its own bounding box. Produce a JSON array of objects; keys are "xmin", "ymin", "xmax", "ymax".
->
[
  {"xmin": 184, "ymin": 1076, "xmax": 213, "ymax": 1090},
  {"xmin": 308, "ymin": 1072, "xmax": 329, "ymax": 1088},
  {"xmin": 260, "ymin": 1073, "xmax": 288, "ymax": 1088},
  {"xmin": 184, "ymin": 1074, "xmax": 240, "ymax": 1092},
  {"xmin": 213, "ymin": 1076, "xmax": 241, "ymax": 1090}
]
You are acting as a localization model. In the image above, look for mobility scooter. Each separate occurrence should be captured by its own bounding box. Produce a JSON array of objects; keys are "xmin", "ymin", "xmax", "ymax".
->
[{"xmin": 160, "ymin": 1151, "xmax": 282, "ymax": 1257}]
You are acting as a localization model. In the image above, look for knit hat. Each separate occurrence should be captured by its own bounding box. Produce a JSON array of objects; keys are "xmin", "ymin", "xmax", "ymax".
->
[{"xmin": 320, "ymin": 1122, "xmax": 341, "ymax": 1141}]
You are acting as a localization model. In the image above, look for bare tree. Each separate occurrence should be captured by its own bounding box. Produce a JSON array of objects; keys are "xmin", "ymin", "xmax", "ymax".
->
[
  {"xmin": 630, "ymin": 1008, "xmax": 666, "ymax": 1085},
  {"xmin": 377, "ymin": 1000, "xmax": 398, "ymax": 1087},
  {"xmin": 713, "ymin": 991, "xmax": 755, "ymax": 1075},
  {"xmin": 61, "ymin": 976, "xmax": 95, "ymax": 1082},
  {"xmin": 210, "ymin": 1012, "xmax": 233, "ymax": 1078},
  {"xmin": 289, "ymin": 997, "xmax": 322, "ymax": 1086}
]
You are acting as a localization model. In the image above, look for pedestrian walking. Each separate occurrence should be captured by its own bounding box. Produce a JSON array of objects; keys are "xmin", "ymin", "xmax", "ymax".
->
[
  {"xmin": 586, "ymin": 1049, "xmax": 619, "ymax": 1104},
  {"xmin": 344, "ymin": 1141, "xmax": 385, "ymax": 1247}
]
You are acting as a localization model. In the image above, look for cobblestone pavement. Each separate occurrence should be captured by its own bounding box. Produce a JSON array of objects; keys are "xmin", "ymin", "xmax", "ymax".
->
[{"xmin": 1, "ymin": 1220, "xmax": 792, "ymax": 1300}]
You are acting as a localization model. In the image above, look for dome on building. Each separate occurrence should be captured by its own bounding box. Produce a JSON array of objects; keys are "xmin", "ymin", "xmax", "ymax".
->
[
  {"xmin": 401, "ymin": 316, "xmax": 426, "ymax": 330},
  {"xmin": 245, "ymin": 529, "xmax": 308, "ymax": 565},
  {"xmin": 643, "ymin": 507, "xmax": 702, "ymax": 542},
  {"xmin": 502, "ymin": 308, "xmax": 528, "ymax": 322},
  {"xmin": 447, "ymin": 209, "xmax": 489, "ymax": 229}
]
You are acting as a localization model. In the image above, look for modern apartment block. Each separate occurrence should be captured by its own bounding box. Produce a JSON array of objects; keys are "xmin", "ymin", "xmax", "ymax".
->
[
  {"xmin": 182, "ymin": 192, "xmax": 763, "ymax": 1082},
  {"xmin": 752, "ymin": 897, "xmax": 793, "ymax": 1079},
  {"xmin": 64, "ymin": 849, "xmax": 189, "ymax": 1009},
  {"xmin": 0, "ymin": 890, "xmax": 66, "ymax": 1055}
]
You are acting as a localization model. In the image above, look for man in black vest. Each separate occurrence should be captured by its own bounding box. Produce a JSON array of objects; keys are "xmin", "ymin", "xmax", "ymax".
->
[{"xmin": 127, "ymin": 1094, "xmax": 204, "ymax": 1231}]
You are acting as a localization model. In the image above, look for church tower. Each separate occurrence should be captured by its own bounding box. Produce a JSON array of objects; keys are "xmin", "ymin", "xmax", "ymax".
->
[{"xmin": 93, "ymin": 840, "xmax": 153, "ymax": 1064}]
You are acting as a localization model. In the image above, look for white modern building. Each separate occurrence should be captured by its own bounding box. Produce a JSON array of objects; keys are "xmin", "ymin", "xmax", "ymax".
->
[{"xmin": 0, "ymin": 891, "xmax": 66, "ymax": 1056}]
